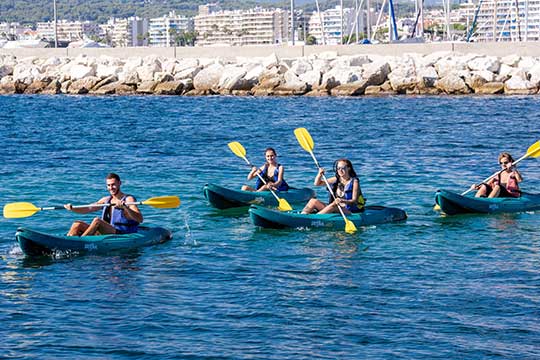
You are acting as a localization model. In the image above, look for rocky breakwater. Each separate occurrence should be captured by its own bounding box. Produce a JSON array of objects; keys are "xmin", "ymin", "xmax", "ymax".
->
[{"xmin": 1, "ymin": 51, "xmax": 540, "ymax": 96}]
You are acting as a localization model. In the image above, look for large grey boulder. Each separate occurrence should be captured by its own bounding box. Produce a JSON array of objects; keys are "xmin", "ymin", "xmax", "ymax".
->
[
  {"xmin": 504, "ymin": 73, "xmax": 538, "ymax": 94},
  {"xmin": 218, "ymin": 65, "xmax": 248, "ymax": 92},
  {"xmin": 388, "ymin": 59, "xmax": 417, "ymax": 93},
  {"xmin": 193, "ymin": 63, "xmax": 224, "ymax": 91},
  {"xmin": 68, "ymin": 76, "xmax": 101, "ymax": 94},
  {"xmin": 136, "ymin": 81, "xmax": 159, "ymax": 94},
  {"xmin": 24, "ymin": 78, "xmax": 52, "ymax": 94},
  {"xmin": 330, "ymin": 79, "xmax": 370, "ymax": 96},
  {"xmin": 70, "ymin": 64, "xmax": 96, "ymax": 80},
  {"xmin": 467, "ymin": 56, "xmax": 500, "ymax": 73},
  {"xmin": 435, "ymin": 73, "xmax": 471, "ymax": 94},
  {"xmin": 13, "ymin": 64, "xmax": 41, "ymax": 84},
  {"xmin": 475, "ymin": 82, "xmax": 504, "ymax": 94},
  {"xmin": 154, "ymin": 81, "xmax": 184, "ymax": 95},
  {"xmin": 299, "ymin": 70, "xmax": 322, "ymax": 89},
  {"xmin": 273, "ymin": 71, "xmax": 308, "ymax": 96},
  {"xmin": 362, "ymin": 61, "xmax": 391, "ymax": 86}
]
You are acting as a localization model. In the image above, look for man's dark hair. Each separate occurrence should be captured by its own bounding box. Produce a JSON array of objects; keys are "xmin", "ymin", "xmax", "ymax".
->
[{"xmin": 106, "ymin": 173, "xmax": 121, "ymax": 182}]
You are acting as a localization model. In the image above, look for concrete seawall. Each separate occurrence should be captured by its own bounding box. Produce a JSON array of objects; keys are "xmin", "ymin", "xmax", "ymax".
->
[{"xmin": 2, "ymin": 42, "xmax": 540, "ymax": 60}]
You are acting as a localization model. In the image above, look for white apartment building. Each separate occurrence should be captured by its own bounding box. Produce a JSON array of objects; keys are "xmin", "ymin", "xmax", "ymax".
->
[
  {"xmin": 106, "ymin": 17, "xmax": 149, "ymax": 47},
  {"xmin": 0, "ymin": 22, "xmax": 31, "ymax": 39},
  {"xmin": 308, "ymin": 6, "xmax": 366, "ymax": 45},
  {"xmin": 194, "ymin": 7, "xmax": 289, "ymax": 46},
  {"xmin": 460, "ymin": 0, "xmax": 540, "ymax": 41},
  {"xmin": 149, "ymin": 11, "xmax": 193, "ymax": 47},
  {"xmin": 36, "ymin": 20, "xmax": 100, "ymax": 42}
]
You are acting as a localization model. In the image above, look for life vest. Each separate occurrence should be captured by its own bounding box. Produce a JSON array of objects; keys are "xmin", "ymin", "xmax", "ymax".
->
[
  {"xmin": 255, "ymin": 163, "xmax": 289, "ymax": 191},
  {"xmin": 330, "ymin": 177, "xmax": 365, "ymax": 213},
  {"xmin": 101, "ymin": 195, "xmax": 140, "ymax": 234},
  {"xmin": 493, "ymin": 171, "xmax": 521, "ymax": 197}
]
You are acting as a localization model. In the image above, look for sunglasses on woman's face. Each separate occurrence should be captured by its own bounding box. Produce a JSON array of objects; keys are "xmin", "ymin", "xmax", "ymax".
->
[
  {"xmin": 337, "ymin": 166, "xmax": 348, "ymax": 171},
  {"xmin": 500, "ymin": 161, "xmax": 510, "ymax": 165}
]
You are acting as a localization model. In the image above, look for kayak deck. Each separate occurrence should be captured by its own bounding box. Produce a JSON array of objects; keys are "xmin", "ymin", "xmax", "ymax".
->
[
  {"xmin": 16, "ymin": 226, "xmax": 172, "ymax": 256},
  {"xmin": 203, "ymin": 183, "xmax": 315, "ymax": 209},
  {"xmin": 249, "ymin": 204, "xmax": 407, "ymax": 230},
  {"xmin": 435, "ymin": 189, "xmax": 540, "ymax": 215}
]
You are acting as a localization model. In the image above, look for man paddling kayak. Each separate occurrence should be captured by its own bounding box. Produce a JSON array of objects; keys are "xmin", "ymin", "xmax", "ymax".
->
[{"xmin": 64, "ymin": 173, "xmax": 143, "ymax": 236}]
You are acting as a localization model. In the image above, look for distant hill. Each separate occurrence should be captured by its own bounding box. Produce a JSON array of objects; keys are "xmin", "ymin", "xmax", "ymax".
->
[{"xmin": 0, "ymin": 0, "xmax": 440, "ymax": 25}]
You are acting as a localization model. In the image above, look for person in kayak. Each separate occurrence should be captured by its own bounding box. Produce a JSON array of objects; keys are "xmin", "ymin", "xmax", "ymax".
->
[
  {"xmin": 301, "ymin": 158, "xmax": 365, "ymax": 214},
  {"xmin": 472, "ymin": 152, "xmax": 523, "ymax": 198},
  {"xmin": 63, "ymin": 173, "xmax": 143, "ymax": 236},
  {"xmin": 241, "ymin": 147, "xmax": 289, "ymax": 192}
]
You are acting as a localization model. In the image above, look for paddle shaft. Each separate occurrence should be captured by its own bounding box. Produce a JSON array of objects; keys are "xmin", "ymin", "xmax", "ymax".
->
[
  {"xmin": 461, "ymin": 153, "xmax": 528, "ymax": 196},
  {"xmin": 65, "ymin": 201, "xmax": 148, "ymax": 212},
  {"xmin": 240, "ymin": 156, "xmax": 282, "ymax": 202}
]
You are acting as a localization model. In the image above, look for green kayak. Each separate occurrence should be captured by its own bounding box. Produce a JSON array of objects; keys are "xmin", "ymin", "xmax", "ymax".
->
[
  {"xmin": 203, "ymin": 183, "xmax": 315, "ymax": 209},
  {"xmin": 435, "ymin": 189, "xmax": 540, "ymax": 215},
  {"xmin": 15, "ymin": 226, "xmax": 172, "ymax": 256},
  {"xmin": 249, "ymin": 204, "xmax": 407, "ymax": 230}
]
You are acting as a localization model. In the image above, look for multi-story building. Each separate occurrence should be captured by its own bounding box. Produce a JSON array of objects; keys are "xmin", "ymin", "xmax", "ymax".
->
[
  {"xmin": 106, "ymin": 17, "xmax": 149, "ymax": 47},
  {"xmin": 460, "ymin": 0, "xmax": 540, "ymax": 41},
  {"xmin": 36, "ymin": 20, "xmax": 100, "ymax": 42},
  {"xmin": 194, "ymin": 6, "xmax": 289, "ymax": 46},
  {"xmin": 149, "ymin": 11, "xmax": 194, "ymax": 47},
  {"xmin": 308, "ymin": 6, "xmax": 366, "ymax": 45},
  {"xmin": 0, "ymin": 22, "xmax": 31, "ymax": 40}
]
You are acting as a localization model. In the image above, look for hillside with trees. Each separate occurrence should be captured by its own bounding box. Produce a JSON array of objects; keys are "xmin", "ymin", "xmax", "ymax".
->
[
  {"xmin": 0, "ymin": 0, "xmax": 285, "ymax": 25},
  {"xmin": 0, "ymin": 0, "xmax": 433, "ymax": 26}
]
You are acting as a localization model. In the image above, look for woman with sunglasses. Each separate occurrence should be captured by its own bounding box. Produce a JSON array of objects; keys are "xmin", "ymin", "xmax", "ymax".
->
[
  {"xmin": 473, "ymin": 152, "xmax": 522, "ymax": 198},
  {"xmin": 301, "ymin": 158, "xmax": 365, "ymax": 214},
  {"xmin": 242, "ymin": 147, "xmax": 289, "ymax": 192}
]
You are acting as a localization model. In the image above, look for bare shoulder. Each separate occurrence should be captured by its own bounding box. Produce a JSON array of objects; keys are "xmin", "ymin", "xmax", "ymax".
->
[
  {"xmin": 125, "ymin": 195, "xmax": 137, "ymax": 202},
  {"xmin": 96, "ymin": 196, "xmax": 109, "ymax": 204}
]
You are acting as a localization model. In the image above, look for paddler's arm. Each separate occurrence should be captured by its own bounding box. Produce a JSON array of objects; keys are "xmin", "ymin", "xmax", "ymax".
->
[
  {"xmin": 116, "ymin": 196, "xmax": 143, "ymax": 224},
  {"xmin": 247, "ymin": 165, "xmax": 262, "ymax": 181},
  {"xmin": 511, "ymin": 166, "xmax": 523, "ymax": 182},
  {"xmin": 314, "ymin": 168, "xmax": 328, "ymax": 186},
  {"xmin": 64, "ymin": 198, "xmax": 106, "ymax": 214}
]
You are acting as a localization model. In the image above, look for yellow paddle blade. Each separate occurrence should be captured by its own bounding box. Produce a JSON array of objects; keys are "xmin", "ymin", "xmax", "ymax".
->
[
  {"xmin": 140, "ymin": 196, "xmax": 181, "ymax": 209},
  {"xmin": 294, "ymin": 128, "xmax": 314, "ymax": 152},
  {"xmin": 228, "ymin": 141, "xmax": 246, "ymax": 158},
  {"xmin": 3, "ymin": 202, "xmax": 41, "ymax": 219},
  {"xmin": 527, "ymin": 141, "xmax": 540, "ymax": 158},
  {"xmin": 277, "ymin": 198, "xmax": 293, "ymax": 212},
  {"xmin": 344, "ymin": 219, "xmax": 357, "ymax": 234}
]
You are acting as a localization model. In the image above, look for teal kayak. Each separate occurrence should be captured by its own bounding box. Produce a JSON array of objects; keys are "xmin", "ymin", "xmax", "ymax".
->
[
  {"xmin": 435, "ymin": 189, "xmax": 540, "ymax": 215},
  {"xmin": 249, "ymin": 204, "xmax": 407, "ymax": 230},
  {"xmin": 15, "ymin": 226, "xmax": 172, "ymax": 256},
  {"xmin": 203, "ymin": 183, "xmax": 315, "ymax": 209}
]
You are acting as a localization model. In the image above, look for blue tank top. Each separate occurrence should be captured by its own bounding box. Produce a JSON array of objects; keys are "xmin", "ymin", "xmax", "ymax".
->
[
  {"xmin": 330, "ymin": 177, "xmax": 363, "ymax": 213},
  {"xmin": 101, "ymin": 195, "xmax": 140, "ymax": 234},
  {"xmin": 255, "ymin": 164, "xmax": 289, "ymax": 191}
]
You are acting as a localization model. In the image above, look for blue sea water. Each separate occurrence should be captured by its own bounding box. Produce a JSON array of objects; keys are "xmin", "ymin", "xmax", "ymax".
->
[{"xmin": 0, "ymin": 95, "xmax": 539, "ymax": 359}]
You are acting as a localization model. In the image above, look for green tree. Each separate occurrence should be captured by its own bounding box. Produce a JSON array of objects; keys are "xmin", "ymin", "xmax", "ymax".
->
[{"xmin": 306, "ymin": 34, "xmax": 317, "ymax": 45}]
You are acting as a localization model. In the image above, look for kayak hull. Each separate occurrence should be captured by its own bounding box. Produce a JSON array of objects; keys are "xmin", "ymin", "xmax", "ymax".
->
[
  {"xmin": 15, "ymin": 226, "xmax": 173, "ymax": 256},
  {"xmin": 203, "ymin": 183, "xmax": 315, "ymax": 209},
  {"xmin": 434, "ymin": 189, "xmax": 540, "ymax": 215},
  {"xmin": 249, "ymin": 204, "xmax": 407, "ymax": 230}
]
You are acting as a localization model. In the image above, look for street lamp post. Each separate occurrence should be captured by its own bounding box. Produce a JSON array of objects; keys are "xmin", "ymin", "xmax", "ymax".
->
[
  {"xmin": 53, "ymin": 0, "xmax": 58, "ymax": 48},
  {"xmin": 291, "ymin": 0, "xmax": 295, "ymax": 45}
]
